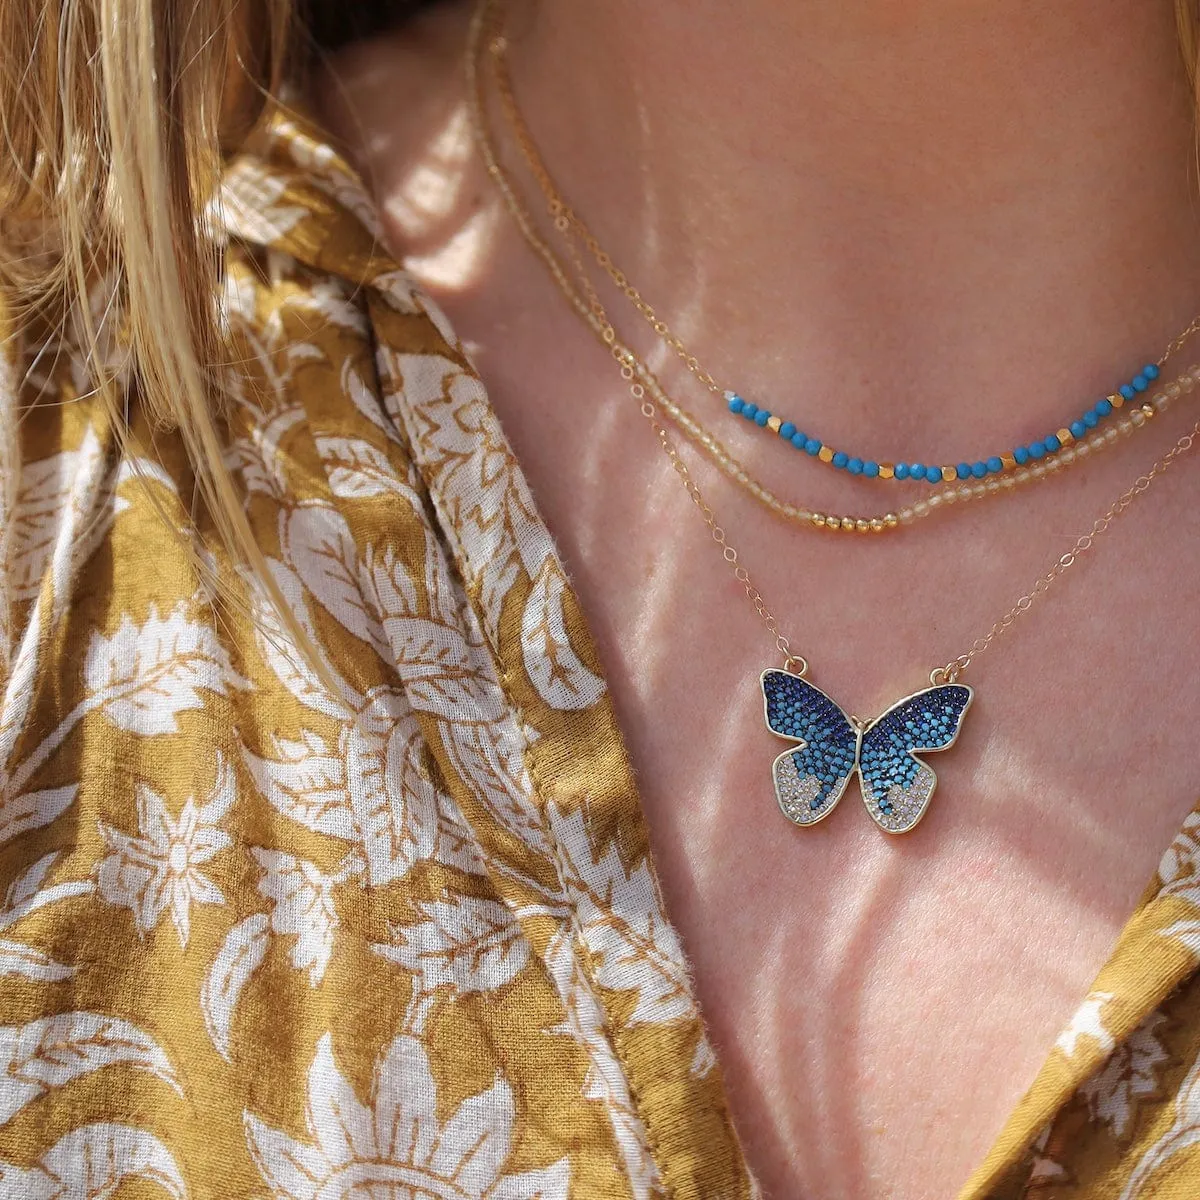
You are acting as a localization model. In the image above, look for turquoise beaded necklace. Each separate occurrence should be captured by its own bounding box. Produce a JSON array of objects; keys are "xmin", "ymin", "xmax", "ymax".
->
[{"xmin": 725, "ymin": 362, "xmax": 1161, "ymax": 484}]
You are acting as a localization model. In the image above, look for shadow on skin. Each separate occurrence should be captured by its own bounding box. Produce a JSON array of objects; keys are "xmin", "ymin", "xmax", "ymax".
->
[{"xmin": 314, "ymin": 36, "xmax": 1200, "ymax": 1199}]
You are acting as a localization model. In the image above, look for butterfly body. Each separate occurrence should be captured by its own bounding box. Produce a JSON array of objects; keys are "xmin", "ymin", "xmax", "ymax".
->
[{"xmin": 761, "ymin": 670, "xmax": 973, "ymax": 834}]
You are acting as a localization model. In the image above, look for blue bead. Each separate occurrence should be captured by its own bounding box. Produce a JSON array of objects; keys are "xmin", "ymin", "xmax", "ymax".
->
[
  {"xmin": 832, "ymin": 450, "xmax": 849, "ymax": 468},
  {"xmin": 779, "ymin": 421, "xmax": 796, "ymax": 439},
  {"xmin": 1029, "ymin": 441, "xmax": 1046, "ymax": 459},
  {"xmin": 1045, "ymin": 435, "xmax": 1061, "ymax": 452},
  {"xmin": 909, "ymin": 463, "xmax": 926, "ymax": 479},
  {"xmin": 894, "ymin": 463, "xmax": 910, "ymax": 480},
  {"xmin": 1070, "ymin": 419, "xmax": 1087, "ymax": 439},
  {"xmin": 956, "ymin": 462, "xmax": 972, "ymax": 480},
  {"xmin": 741, "ymin": 402, "xmax": 758, "ymax": 419},
  {"xmin": 847, "ymin": 457, "xmax": 864, "ymax": 475},
  {"xmin": 804, "ymin": 438, "xmax": 821, "ymax": 455},
  {"xmin": 754, "ymin": 410, "xmax": 771, "ymax": 427},
  {"xmin": 1014, "ymin": 446, "xmax": 1030, "ymax": 465},
  {"xmin": 1095, "ymin": 398, "xmax": 1112, "ymax": 417},
  {"xmin": 791, "ymin": 432, "xmax": 807, "ymax": 449},
  {"xmin": 986, "ymin": 456, "xmax": 1003, "ymax": 474},
  {"xmin": 727, "ymin": 395, "xmax": 744, "ymax": 414},
  {"xmin": 1145, "ymin": 363, "xmax": 1160, "ymax": 380},
  {"xmin": 1132, "ymin": 373, "xmax": 1149, "ymax": 392},
  {"xmin": 1083, "ymin": 409, "xmax": 1100, "ymax": 428},
  {"xmin": 1119, "ymin": 384, "xmax": 1136, "ymax": 401},
  {"xmin": 925, "ymin": 465, "xmax": 943, "ymax": 483},
  {"xmin": 863, "ymin": 461, "xmax": 880, "ymax": 478},
  {"xmin": 971, "ymin": 461, "xmax": 988, "ymax": 478}
]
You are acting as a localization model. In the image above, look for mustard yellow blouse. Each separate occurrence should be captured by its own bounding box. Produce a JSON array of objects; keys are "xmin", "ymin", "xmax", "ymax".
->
[{"xmin": 3, "ymin": 107, "xmax": 1200, "ymax": 1200}]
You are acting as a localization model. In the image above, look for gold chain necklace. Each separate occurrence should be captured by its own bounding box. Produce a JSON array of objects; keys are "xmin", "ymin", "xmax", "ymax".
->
[
  {"xmin": 473, "ymin": 3, "xmax": 1200, "ymax": 537},
  {"xmin": 466, "ymin": 0, "xmax": 1200, "ymax": 833}
]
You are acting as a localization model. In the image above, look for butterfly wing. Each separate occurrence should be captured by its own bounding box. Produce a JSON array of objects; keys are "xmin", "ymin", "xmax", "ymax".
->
[
  {"xmin": 761, "ymin": 670, "xmax": 860, "ymax": 827},
  {"xmin": 857, "ymin": 684, "xmax": 973, "ymax": 834}
]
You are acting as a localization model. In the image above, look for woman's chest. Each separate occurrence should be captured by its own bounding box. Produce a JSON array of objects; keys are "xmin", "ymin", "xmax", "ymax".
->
[{"xmin": 415, "ymin": 254, "xmax": 1200, "ymax": 1198}]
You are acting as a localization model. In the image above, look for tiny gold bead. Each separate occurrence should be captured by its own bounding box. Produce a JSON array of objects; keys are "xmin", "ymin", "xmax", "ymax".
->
[
  {"xmin": 1000, "ymin": 452, "xmax": 1017, "ymax": 470},
  {"xmin": 766, "ymin": 415, "xmax": 783, "ymax": 432},
  {"xmin": 885, "ymin": 512, "xmax": 900, "ymax": 528},
  {"xmin": 879, "ymin": 463, "xmax": 896, "ymax": 480},
  {"xmin": 818, "ymin": 445, "xmax": 835, "ymax": 463},
  {"xmin": 841, "ymin": 516, "xmax": 857, "ymax": 532},
  {"xmin": 940, "ymin": 465, "xmax": 956, "ymax": 483},
  {"xmin": 869, "ymin": 517, "xmax": 885, "ymax": 533},
  {"xmin": 856, "ymin": 519, "xmax": 870, "ymax": 533},
  {"xmin": 1057, "ymin": 427, "xmax": 1073, "ymax": 445},
  {"xmin": 1111, "ymin": 392, "xmax": 1125, "ymax": 408},
  {"xmin": 1142, "ymin": 403, "xmax": 1155, "ymax": 418},
  {"xmin": 811, "ymin": 513, "xmax": 827, "ymax": 528}
]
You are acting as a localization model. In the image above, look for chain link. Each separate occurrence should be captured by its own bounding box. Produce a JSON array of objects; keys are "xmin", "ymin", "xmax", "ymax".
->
[
  {"xmin": 468, "ymin": 0, "xmax": 1200, "ymax": 681},
  {"xmin": 931, "ymin": 423, "xmax": 1200, "ymax": 683}
]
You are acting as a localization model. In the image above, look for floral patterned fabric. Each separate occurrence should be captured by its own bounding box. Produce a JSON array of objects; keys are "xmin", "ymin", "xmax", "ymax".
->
[{"xmin": 2, "ymin": 105, "xmax": 1200, "ymax": 1200}]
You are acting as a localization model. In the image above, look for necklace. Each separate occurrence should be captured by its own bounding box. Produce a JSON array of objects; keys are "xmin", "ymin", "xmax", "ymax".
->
[
  {"xmin": 477, "ymin": 16, "xmax": 1200, "ymax": 537},
  {"xmin": 467, "ymin": 0, "xmax": 1200, "ymax": 832}
]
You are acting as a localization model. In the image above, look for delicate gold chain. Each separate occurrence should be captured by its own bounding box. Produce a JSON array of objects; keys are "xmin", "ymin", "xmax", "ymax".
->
[
  {"xmin": 467, "ymin": 0, "xmax": 1200, "ymax": 682},
  {"xmin": 485, "ymin": 4, "xmax": 1200, "ymax": 492},
  {"xmin": 932, "ymin": 423, "xmax": 1198, "ymax": 681}
]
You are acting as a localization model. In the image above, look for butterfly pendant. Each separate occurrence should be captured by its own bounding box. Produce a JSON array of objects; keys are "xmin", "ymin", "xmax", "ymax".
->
[{"xmin": 761, "ymin": 669, "xmax": 973, "ymax": 834}]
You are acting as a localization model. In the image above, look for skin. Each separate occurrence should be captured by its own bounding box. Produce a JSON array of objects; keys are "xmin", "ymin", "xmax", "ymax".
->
[{"xmin": 316, "ymin": 2, "xmax": 1200, "ymax": 1195}]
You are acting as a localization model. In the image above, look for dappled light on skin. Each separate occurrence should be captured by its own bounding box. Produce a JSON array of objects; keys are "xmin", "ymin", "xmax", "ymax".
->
[
  {"xmin": 312, "ymin": 7, "xmax": 1200, "ymax": 1197},
  {"xmin": 404, "ymin": 203, "xmax": 503, "ymax": 290}
]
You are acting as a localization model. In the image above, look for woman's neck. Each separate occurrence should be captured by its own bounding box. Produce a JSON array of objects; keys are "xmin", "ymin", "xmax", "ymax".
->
[{"xmin": 501, "ymin": 0, "xmax": 1200, "ymax": 446}]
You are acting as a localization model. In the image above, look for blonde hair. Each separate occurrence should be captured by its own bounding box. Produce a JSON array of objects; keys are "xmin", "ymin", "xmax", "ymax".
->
[
  {"xmin": 0, "ymin": 0, "xmax": 296, "ymax": 641},
  {"xmin": 0, "ymin": 0, "xmax": 1199, "ymax": 611}
]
